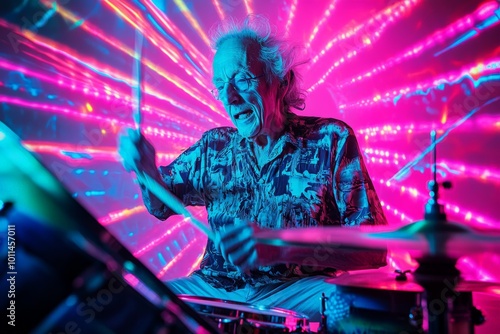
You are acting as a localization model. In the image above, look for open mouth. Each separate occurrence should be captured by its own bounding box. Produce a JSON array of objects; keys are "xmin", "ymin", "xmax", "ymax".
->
[{"xmin": 234, "ymin": 109, "xmax": 253, "ymax": 120}]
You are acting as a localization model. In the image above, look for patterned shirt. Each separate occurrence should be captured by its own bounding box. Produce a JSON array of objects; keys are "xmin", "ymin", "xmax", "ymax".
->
[{"xmin": 142, "ymin": 113, "xmax": 387, "ymax": 291}]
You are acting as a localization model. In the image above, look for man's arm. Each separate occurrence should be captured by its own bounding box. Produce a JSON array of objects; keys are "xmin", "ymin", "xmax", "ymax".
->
[
  {"xmin": 253, "ymin": 228, "xmax": 387, "ymax": 271},
  {"xmin": 116, "ymin": 127, "xmax": 206, "ymax": 221},
  {"xmin": 326, "ymin": 128, "xmax": 388, "ymax": 269}
]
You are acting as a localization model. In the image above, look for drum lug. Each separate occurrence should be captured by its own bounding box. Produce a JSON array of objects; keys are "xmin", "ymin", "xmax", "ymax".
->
[
  {"xmin": 395, "ymin": 269, "xmax": 411, "ymax": 281},
  {"xmin": 317, "ymin": 293, "xmax": 328, "ymax": 334},
  {"xmin": 471, "ymin": 306, "xmax": 486, "ymax": 326},
  {"xmin": 409, "ymin": 306, "xmax": 424, "ymax": 329}
]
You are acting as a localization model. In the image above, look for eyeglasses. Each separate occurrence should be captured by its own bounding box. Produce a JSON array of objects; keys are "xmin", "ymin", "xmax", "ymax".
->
[{"xmin": 211, "ymin": 74, "xmax": 264, "ymax": 100}]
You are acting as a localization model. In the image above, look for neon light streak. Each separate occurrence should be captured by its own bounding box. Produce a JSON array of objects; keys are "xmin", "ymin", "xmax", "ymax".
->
[
  {"xmin": 379, "ymin": 200, "xmax": 414, "ymax": 224},
  {"xmin": 173, "ymin": 0, "xmax": 211, "ymax": 46},
  {"xmin": 211, "ymin": 0, "xmax": 226, "ymax": 21},
  {"xmin": 99, "ymin": 206, "xmax": 147, "ymax": 225},
  {"xmin": 284, "ymin": 0, "xmax": 298, "ymax": 37},
  {"xmin": 142, "ymin": 0, "xmax": 211, "ymax": 72},
  {"xmin": 0, "ymin": 18, "xmax": 224, "ymax": 123},
  {"xmin": 0, "ymin": 96, "xmax": 201, "ymax": 144},
  {"xmin": 305, "ymin": 0, "xmax": 337, "ymax": 48},
  {"xmin": 336, "ymin": 1, "xmax": 500, "ymax": 90},
  {"xmin": 310, "ymin": 0, "xmax": 420, "ymax": 66},
  {"xmin": 134, "ymin": 208, "xmax": 206, "ymax": 257},
  {"xmin": 186, "ymin": 253, "xmax": 204, "ymax": 276},
  {"xmin": 243, "ymin": 0, "xmax": 253, "ymax": 15},
  {"xmin": 374, "ymin": 177, "xmax": 499, "ymax": 228},
  {"xmin": 340, "ymin": 59, "xmax": 500, "ymax": 110},
  {"xmin": 0, "ymin": 58, "xmax": 211, "ymax": 133},
  {"xmin": 157, "ymin": 237, "xmax": 200, "ymax": 278},
  {"xmin": 36, "ymin": 2, "xmax": 216, "ymax": 109}
]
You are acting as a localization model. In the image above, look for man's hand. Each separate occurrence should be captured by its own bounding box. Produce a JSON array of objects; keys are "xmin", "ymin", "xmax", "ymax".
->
[
  {"xmin": 117, "ymin": 128, "xmax": 158, "ymax": 176},
  {"xmin": 215, "ymin": 222, "xmax": 259, "ymax": 272}
]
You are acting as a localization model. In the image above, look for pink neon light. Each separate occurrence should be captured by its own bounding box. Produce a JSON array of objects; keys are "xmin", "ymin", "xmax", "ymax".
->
[
  {"xmin": 134, "ymin": 208, "xmax": 206, "ymax": 257},
  {"xmin": 211, "ymin": 0, "xmax": 226, "ymax": 21},
  {"xmin": 0, "ymin": 57, "xmax": 210, "ymax": 133},
  {"xmin": 372, "ymin": 177, "xmax": 499, "ymax": 228},
  {"xmin": 243, "ymin": 0, "xmax": 253, "ymax": 15},
  {"xmin": 341, "ymin": 58, "xmax": 500, "ymax": 109},
  {"xmin": 379, "ymin": 200, "xmax": 414, "ymax": 224},
  {"xmin": 284, "ymin": 0, "xmax": 298, "ymax": 37},
  {"xmin": 305, "ymin": 0, "xmax": 338, "ymax": 48},
  {"xmin": 99, "ymin": 206, "xmax": 147, "ymax": 225},
  {"xmin": 310, "ymin": 0, "xmax": 421, "ymax": 66},
  {"xmin": 157, "ymin": 237, "xmax": 200, "ymax": 278},
  {"xmin": 336, "ymin": 1, "xmax": 500, "ymax": 90},
  {"xmin": 34, "ymin": 3, "xmax": 219, "ymax": 118},
  {"xmin": 1, "ymin": 97, "xmax": 200, "ymax": 143},
  {"xmin": 142, "ymin": 0, "xmax": 211, "ymax": 72},
  {"xmin": 171, "ymin": 0, "xmax": 211, "ymax": 46}
]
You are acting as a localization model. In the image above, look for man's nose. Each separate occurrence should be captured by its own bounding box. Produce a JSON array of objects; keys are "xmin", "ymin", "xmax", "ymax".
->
[{"xmin": 221, "ymin": 84, "xmax": 241, "ymax": 105}]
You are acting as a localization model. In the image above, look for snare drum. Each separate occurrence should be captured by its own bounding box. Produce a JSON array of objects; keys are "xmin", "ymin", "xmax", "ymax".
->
[{"xmin": 179, "ymin": 295, "xmax": 310, "ymax": 333}]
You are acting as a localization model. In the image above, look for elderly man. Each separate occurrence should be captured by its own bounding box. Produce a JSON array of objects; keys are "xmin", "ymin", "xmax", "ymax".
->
[{"xmin": 119, "ymin": 17, "xmax": 387, "ymax": 322}]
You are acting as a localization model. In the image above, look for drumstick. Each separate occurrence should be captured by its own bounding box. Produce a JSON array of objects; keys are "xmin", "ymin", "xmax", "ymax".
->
[
  {"xmin": 130, "ymin": 29, "xmax": 214, "ymax": 241},
  {"xmin": 135, "ymin": 170, "xmax": 215, "ymax": 240},
  {"xmin": 133, "ymin": 28, "xmax": 144, "ymax": 132}
]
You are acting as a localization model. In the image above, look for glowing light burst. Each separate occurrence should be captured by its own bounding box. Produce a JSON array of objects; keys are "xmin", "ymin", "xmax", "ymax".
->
[
  {"xmin": 284, "ymin": 0, "xmax": 298, "ymax": 37},
  {"xmin": 243, "ymin": 0, "xmax": 254, "ymax": 15},
  {"xmin": 340, "ymin": 58, "xmax": 500, "ymax": 110},
  {"xmin": 0, "ymin": 96, "xmax": 201, "ymax": 146},
  {"xmin": 373, "ymin": 177, "xmax": 499, "ymax": 228},
  {"xmin": 0, "ymin": 18, "xmax": 223, "ymax": 128},
  {"xmin": 173, "ymin": 0, "xmax": 211, "ymax": 46},
  {"xmin": 157, "ymin": 237, "xmax": 201, "ymax": 279},
  {"xmin": 336, "ymin": 1, "xmax": 500, "ymax": 90},
  {"xmin": 212, "ymin": 0, "xmax": 227, "ymax": 20},
  {"xmin": 358, "ymin": 116, "xmax": 500, "ymax": 141},
  {"xmin": 100, "ymin": 206, "xmax": 147, "ymax": 225},
  {"xmin": 142, "ymin": 0, "xmax": 211, "ymax": 72},
  {"xmin": 305, "ymin": 0, "xmax": 337, "ymax": 48},
  {"xmin": 309, "ymin": 0, "xmax": 421, "ymax": 66},
  {"xmin": 36, "ymin": 2, "xmax": 223, "ymax": 121},
  {"xmin": 133, "ymin": 208, "xmax": 206, "ymax": 257},
  {"xmin": 364, "ymin": 148, "xmax": 500, "ymax": 184}
]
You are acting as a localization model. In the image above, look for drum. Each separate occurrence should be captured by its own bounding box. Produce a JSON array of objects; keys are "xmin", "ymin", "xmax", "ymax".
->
[
  {"xmin": 322, "ymin": 271, "xmax": 485, "ymax": 334},
  {"xmin": 179, "ymin": 295, "xmax": 310, "ymax": 333}
]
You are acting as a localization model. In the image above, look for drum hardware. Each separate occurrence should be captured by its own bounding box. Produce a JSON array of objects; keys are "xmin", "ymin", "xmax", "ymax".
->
[
  {"xmin": 179, "ymin": 295, "xmax": 310, "ymax": 333},
  {"xmin": 395, "ymin": 269, "xmax": 411, "ymax": 281},
  {"xmin": 408, "ymin": 130, "xmax": 471, "ymax": 334},
  {"xmin": 320, "ymin": 269, "xmax": 491, "ymax": 334},
  {"xmin": 409, "ymin": 305, "xmax": 424, "ymax": 329},
  {"xmin": 324, "ymin": 131, "xmax": 490, "ymax": 334},
  {"xmin": 317, "ymin": 293, "xmax": 328, "ymax": 333}
]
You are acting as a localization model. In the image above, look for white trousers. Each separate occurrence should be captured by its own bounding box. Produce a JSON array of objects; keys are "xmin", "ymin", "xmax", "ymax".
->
[{"xmin": 167, "ymin": 275, "xmax": 338, "ymax": 322}]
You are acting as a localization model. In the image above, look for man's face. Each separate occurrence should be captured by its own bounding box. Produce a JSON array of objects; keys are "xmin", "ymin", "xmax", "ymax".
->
[{"xmin": 212, "ymin": 38, "xmax": 280, "ymax": 139}]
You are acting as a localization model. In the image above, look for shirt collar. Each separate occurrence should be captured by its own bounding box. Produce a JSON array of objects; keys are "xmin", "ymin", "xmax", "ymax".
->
[{"xmin": 236, "ymin": 113, "xmax": 300, "ymax": 153}]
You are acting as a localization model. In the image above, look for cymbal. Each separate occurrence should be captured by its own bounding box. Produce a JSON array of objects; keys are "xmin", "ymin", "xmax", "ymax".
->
[
  {"xmin": 255, "ymin": 224, "xmax": 500, "ymax": 258},
  {"xmin": 325, "ymin": 270, "xmax": 500, "ymax": 294}
]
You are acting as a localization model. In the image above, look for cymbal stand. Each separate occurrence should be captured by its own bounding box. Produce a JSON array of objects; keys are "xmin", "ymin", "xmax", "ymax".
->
[{"xmin": 411, "ymin": 130, "xmax": 467, "ymax": 334}]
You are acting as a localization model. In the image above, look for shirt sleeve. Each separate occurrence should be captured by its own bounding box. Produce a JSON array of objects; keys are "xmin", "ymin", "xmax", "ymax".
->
[
  {"xmin": 330, "ymin": 127, "xmax": 388, "ymax": 269},
  {"xmin": 140, "ymin": 136, "xmax": 206, "ymax": 221},
  {"xmin": 333, "ymin": 128, "xmax": 388, "ymax": 227}
]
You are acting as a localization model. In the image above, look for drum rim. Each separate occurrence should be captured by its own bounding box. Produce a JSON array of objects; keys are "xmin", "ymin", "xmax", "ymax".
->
[{"xmin": 178, "ymin": 294, "xmax": 310, "ymax": 325}]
